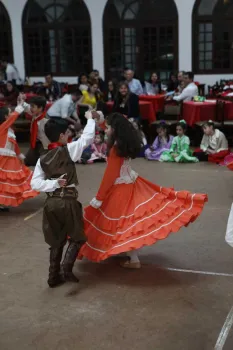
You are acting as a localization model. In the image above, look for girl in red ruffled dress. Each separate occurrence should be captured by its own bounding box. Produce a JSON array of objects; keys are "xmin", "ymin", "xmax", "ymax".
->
[
  {"xmin": 0, "ymin": 105, "xmax": 38, "ymax": 211},
  {"xmin": 78, "ymin": 113, "xmax": 208, "ymax": 269}
]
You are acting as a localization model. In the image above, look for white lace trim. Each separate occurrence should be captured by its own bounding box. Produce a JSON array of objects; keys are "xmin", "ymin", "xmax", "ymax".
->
[
  {"xmin": 0, "ymin": 148, "xmax": 16, "ymax": 157},
  {"xmin": 114, "ymin": 159, "xmax": 138, "ymax": 185},
  {"xmin": 8, "ymin": 129, "xmax": 16, "ymax": 140},
  {"xmin": 90, "ymin": 197, "xmax": 103, "ymax": 209},
  {"xmin": 15, "ymin": 105, "xmax": 24, "ymax": 114}
]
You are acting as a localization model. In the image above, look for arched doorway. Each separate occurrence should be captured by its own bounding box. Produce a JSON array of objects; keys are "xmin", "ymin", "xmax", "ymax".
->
[
  {"xmin": 103, "ymin": 0, "xmax": 178, "ymax": 81},
  {"xmin": 23, "ymin": 0, "xmax": 92, "ymax": 76},
  {"xmin": 193, "ymin": 0, "xmax": 233, "ymax": 73},
  {"xmin": 0, "ymin": 2, "xmax": 13, "ymax": 61}
]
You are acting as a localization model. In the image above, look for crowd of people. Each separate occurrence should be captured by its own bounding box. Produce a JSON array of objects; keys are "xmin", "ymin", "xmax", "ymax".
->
[{"xmin": 0, "ymin": 57, "xmax": 233, "ymax": 289}]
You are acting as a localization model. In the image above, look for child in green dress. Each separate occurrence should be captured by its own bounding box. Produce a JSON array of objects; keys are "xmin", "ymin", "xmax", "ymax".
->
[{"xmin": 160, "ymin": 120, "xmax": 198, "ymax": 163}]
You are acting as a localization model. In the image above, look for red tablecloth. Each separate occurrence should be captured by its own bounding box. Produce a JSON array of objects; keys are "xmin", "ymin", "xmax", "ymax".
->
[
  {"xmin": 183, "ymin": 100, "xmax": 233, "ymax": 126},
  {"xmin": 106, "ymin": 100, "xmax": 155, "ymax": 123},
  {"xmin": 139, "ymin": 95, "xmax": 165, "ymax": 116}
]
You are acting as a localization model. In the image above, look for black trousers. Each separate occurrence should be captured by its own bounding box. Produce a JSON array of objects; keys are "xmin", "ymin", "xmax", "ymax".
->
[{"xmin": 25, "ymin": 141, "xmax": 44, "ymax": 166}]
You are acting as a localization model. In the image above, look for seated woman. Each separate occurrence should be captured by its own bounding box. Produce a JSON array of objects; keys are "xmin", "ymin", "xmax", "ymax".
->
[
  {"xmin": 193, "ymin": 121, "xmax": 229, "ymax": 163},
  {"xmin": 0, "ymin": 81, "xmax": 19, "ymax": 106},
  {"xmin": 104, "ymin": 80, "xmax": 116, "ymax": 102},
  {"xmin": 145, "ymin": 122, "xmax": 173, "ymax": 161},
  {"xmin": 78, "ymin": 73, "xmax": 89, "ymax": 91},
  {"xmin": 167, "ymin": 72, "xmax": 179, "ymax": 92},
  {"xmin": 78, "ymin": 82, "xmax": 100, "ymax": 110},
  {"xmin": 112, "ymin": 82, "xmax": 140, "ymax": 120},
  {"xmin": 160, "ymin": 120, "xmax": 198, "ymax": 163},
  {"xmin": 144, "ymin": 72, "xmax": 161, "ymax": 95}
]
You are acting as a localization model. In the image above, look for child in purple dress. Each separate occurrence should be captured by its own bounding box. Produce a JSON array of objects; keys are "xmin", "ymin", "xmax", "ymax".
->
[{"xmin": 145, "ymin": 122, "xmax": 173, "ymax": 161}]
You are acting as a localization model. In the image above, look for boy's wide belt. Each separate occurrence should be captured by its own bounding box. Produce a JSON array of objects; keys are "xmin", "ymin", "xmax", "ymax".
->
[{"xmin": 46, "ymin": 188, "xmax": 78, "ymax": 199}]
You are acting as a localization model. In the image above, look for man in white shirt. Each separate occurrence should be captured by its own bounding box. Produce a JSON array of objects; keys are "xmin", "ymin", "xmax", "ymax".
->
[
  {"xmin": 47, "ymin": 90, "xmax": 81, "ymax": 128},
  {"xmin": 173, "ymin": 72, "xmax": 198, "ymax": 102},
  {"xmin": 0, "ymin": 58, "xmax": 22, "ymax": 85},
  {"xmin": 125, "ymin": 70, "xmax": 143, "ymax": 95}
]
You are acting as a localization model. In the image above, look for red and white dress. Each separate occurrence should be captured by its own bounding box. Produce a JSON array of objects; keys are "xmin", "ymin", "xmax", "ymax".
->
[
  {"xmin": 89, "ymin": 142, "xmax": 107, "ymax": 162},
  {"xmin": 78, "ymin": 147, "xmax": 208, "ymax": 262},
  {"xmin": 0, "ymin": 110, "xmax": 38, "ymax": 207}
]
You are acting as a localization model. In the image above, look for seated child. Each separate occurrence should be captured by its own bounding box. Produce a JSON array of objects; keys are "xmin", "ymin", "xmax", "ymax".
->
[
  {"xmin": 193, "ymin": 121, "xmax": 229, "ymax": 163},
  {"xmin": 145, "ymin": 121, "xmax": 173, "ymax": 160},
  {"xmin": 88, "ymin": 131, "xmax": 107, "ymax": 163},
  {"xmin": 160, "ymin": 120, "xmax": 198, "ymax": 163},
  {"xmin": 130, "ymin": 119, "xmax": 148, "ymax": 157},
  {"xmin": 30, "ymin": 111, "xmax": 96, "ymax": 288}
]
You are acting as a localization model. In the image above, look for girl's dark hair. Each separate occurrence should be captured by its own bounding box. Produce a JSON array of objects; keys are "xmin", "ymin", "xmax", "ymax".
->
[
  {"xmin": 5, "ymin": 81, "xmax": 18, "ymax": 95},
  {"xmin": 177, "ymin": 120, "xmax": 187, "ymax": 131},
  {"xmin": 202, "ymin": 120, "xmax": 215, "ymax": 129},
  {"xmin": 106, "ymin": 113, "xmax": 142, "ymax": 159},
  {"xmin": 95, "ymin": 131, "xmax": 105, "ymax": 143},
  {"xmin": 149, "ymin": 72, "xmax": 159, "ymax": 84},
  {"xmin": 156, "ymin": 121, "xmax": 170, "ymax": 144},
  {"xmin": 88, "ymin": 82, "xmax": 100, "ymax": 101},
  {"xmin": 115, "ymin": 82, "xmax": 130, "ymax": 106},
  {"xmin": 0, "ymin": 107, "xmax": 9, "ymax": 125}
]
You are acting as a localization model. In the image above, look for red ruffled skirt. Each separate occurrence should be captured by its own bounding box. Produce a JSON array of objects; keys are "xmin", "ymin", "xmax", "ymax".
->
[
  {"xmin": 0, "ymin": 155, "xmax": 38, "ymax": 207},
  {"xmin": 78, "ymin": 177, "xmax": 208, "ymax": 262}
]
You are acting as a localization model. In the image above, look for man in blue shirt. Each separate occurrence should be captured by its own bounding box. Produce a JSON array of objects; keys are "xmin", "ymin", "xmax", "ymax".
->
[{"xmin": 125, "ymin": 69, "xmax": 143, "ymax": 96}]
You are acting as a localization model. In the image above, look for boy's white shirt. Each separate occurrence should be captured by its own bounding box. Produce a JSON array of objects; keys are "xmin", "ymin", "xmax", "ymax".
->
[{"xmin": 31, "ymin": 118, "xmax": 96, "ymax": 192}]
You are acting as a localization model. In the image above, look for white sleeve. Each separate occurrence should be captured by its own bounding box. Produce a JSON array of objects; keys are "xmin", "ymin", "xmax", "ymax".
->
[
  {"xmin": 173, "ymin": 88, "xmax": 190, "ymax": 102},
  {"xmin": 22, "ymin": 102, "xmax": 31, "ymax": 114},
  {"xmin": 138, "ymin": 81, "xmax": 143, "ymax": 95},
  {"xmin": 61, "ymin": 100, "xmax": 70, "ymax": 119},
  {"xmin": 31, "ymin": 159, "xmax": 60, "ymax": 192},
  {"xmin": 67, "ymin": 119, "xmax": 96, "ymax": 162},
  {"xmin": 72, "ymin": 103, "xmax": 80, "ymax": 122}
]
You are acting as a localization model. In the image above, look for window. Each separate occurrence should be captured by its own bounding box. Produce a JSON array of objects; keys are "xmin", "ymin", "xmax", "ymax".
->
[
  {"xmin": 23, "ymin": 0, "xmax": 92, "ymax": 76},
  {"xmin": 0, "ymin": 3, "xmax": 13, "ymax": 62},
  {"xmin": 193, "ymin": 0, "xmax": 233, "ymax": 73},
  {"xmin": 104, "ymin": 0, "xmax": 178, "ymax": 80}
]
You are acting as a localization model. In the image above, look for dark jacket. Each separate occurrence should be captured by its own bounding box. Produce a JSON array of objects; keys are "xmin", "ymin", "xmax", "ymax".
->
[{"xmin": 112, "ymin": 93, "xmax": 140, "ymax": 119}]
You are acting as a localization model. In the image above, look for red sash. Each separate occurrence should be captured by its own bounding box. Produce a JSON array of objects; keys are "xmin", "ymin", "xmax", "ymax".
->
[
  {"xmin": 48, "ymin": 142, "xmax": 63, "ymax": 150},
  {"xmin": 30, "ymin": 112, "xmax": 47, "ymax": 149}
]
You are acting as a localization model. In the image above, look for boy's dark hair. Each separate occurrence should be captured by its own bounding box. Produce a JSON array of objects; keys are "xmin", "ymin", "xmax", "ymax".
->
[
  {"xmin": 184, "ymin": 71, "xmax": 194, "ymax": 80},
  {"xmin": 29, "ymin": 96, "xmax": 46, "ymax": 110},
  {"xmin": 45, "ymin": 72, "xmax": 53, "ymax": 78},
  {"xmin": 45, "ymin": 118, "xmax": 68, "ymax": 143},
  {"xmin": 70, "ymin": 88, "xmax": 82, "ymax": 97},
  {"xmin": 0, "ymin": 107, "xmax": 9, "ymax": 125},
  {"xmin": 202, "ymin": 120, "xmax": 215, "ymax": 129}
]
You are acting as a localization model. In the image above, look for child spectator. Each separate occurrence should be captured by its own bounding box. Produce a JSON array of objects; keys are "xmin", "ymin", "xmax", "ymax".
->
[
  {"xmin": 88, "ymin": 131, "xmax": 107, "ymax": 163},
  {"xmin": 194, "ymin": 121, "xmax": 229, "ymax": 163},
  {"xmin": 160, "ymin": 120, "xmax": 198, "ymax": 163},
  {"xmin": 145, "ymin": 122, "xmax": 173, "ymax": 160}
]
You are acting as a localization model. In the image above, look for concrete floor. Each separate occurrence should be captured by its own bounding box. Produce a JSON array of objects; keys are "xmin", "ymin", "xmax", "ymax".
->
[{"xmin": 1, "ymin": 158, "xmax": 233, "ymax": 350}]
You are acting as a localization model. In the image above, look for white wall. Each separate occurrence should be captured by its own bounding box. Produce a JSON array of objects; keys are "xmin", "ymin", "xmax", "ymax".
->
[
  {"xmin": 1, "ymin": 0, "xmax": 27, "ymax": 80},
  {"xmin": 1, "ymin": 0, "xmax": 233, "ymax": 86}
]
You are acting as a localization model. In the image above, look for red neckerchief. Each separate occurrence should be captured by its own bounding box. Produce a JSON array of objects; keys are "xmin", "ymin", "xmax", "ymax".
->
[
  {"xmin": 30, "ymin": 111, "xmax": 47, "ymax": 149},
  {"xmin": 48, "ymin": 142, "xmax": 63, "ymax": 150}
]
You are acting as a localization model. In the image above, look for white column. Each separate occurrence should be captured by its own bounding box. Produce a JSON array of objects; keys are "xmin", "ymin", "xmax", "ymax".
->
[
  {"xmin": 174, "ymin": 0, "xmax": 196, "ymax": 72},
  {"xmin": 1, "ymin": 0, "xmax": 27, "ymax": 79},
  {"xmin": 84, "ymin": 0, "xmax": 107, "ymax": 79}
]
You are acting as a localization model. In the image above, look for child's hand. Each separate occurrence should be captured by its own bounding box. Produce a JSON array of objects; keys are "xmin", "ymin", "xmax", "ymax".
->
[
  {"xmin": 58, "ymin": 178, "xmax": 67, "ymax": 187},
  {"xmin": 85, "ymin": 111, "xmax": 93, "ymax": 120}
]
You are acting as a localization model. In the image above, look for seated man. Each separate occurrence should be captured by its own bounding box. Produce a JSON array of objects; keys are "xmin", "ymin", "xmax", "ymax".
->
[
  {"xmin": 125, "ymin": 69, "xmax": 143, "ymax": 96},
  {"xmin": 46, "ymin": 89, "xmax": 81, "ymax": 129},
  {"xmin": 44, "ymin": 73, "xmax": 61, "ymax": 100},
  {"xmin": 173, "ymin": 71, "xmax": 198, "ymax": 102}
]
